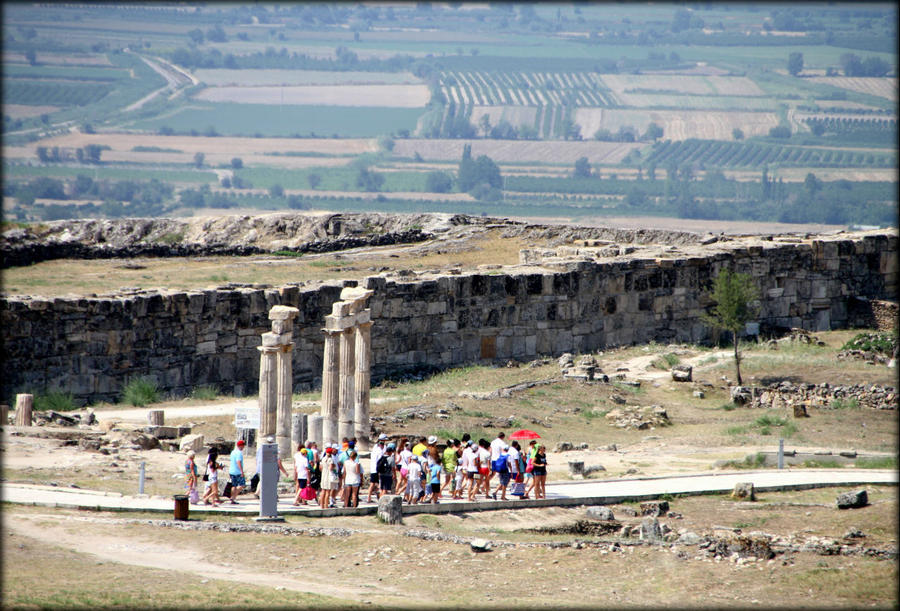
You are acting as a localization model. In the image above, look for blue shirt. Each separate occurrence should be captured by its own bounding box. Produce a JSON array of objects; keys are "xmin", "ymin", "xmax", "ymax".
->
[
  {"xmin": 229, "ymin": 447, "xmax": 244, "ymax": 476},
  {"xmin": 429, "ymin": 463, "xmax": 441, "ymax": 485}
]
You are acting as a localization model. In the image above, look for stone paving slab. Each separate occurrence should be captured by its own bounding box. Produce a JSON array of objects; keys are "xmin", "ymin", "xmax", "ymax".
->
[{"xmin": 3, "ymin": 469, "xmax": 895, "ymax": 519}]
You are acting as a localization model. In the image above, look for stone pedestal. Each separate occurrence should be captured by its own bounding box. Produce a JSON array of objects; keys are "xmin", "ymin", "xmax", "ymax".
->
[
  {"xmin": 14, "ymin": 394, "xmax": 33, "ymax": 427},
  {"xmin": 257, "ymin": 346, "xmax": 279, "ymax": 439},
  {"xmin": 147, "ymin": 410, "xmax": 164, "ymax": 426},
  {"xmin": 321, "ymin": 328, "xmax": 341, "ymax": 445},
  {"xmin": 354, "ymin": 320, "xmax": 373, "ymax": 449}
]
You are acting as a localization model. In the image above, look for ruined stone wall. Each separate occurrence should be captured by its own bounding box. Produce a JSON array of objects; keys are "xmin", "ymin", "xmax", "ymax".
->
[{"xmin": 1, "ymin": 232, "xmax": 895, "ymax": 406}]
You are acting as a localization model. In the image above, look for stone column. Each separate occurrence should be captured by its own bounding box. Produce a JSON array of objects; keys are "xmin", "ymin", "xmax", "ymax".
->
[
  {"xmin": 276, "ymin": 343, "xmax": 294, "ymax": 458},
  {"xmin": 338, "ymin": 324, "xmax": 357, "ymax": 442},
  {"xmin": 14, "ymin": 394, "xmax": 33, "ymax": 427},
  {"xmin": 307, "ymin": 414, "xmax": 323, "ymax": 449},
  {"xmin": 354, "ymin": 317, "xmax": 373, "ymax": 449},
  {"xmin": 268, "ymin": 305, "xmax": 299, "ymax": 459},
  {"xmin": 291, "ymin": 412, "xmax": 307, "ymax": 451},
  {"xmin": 320, "ymin": 327, "xmax": 342, "ymax": 445},
  {"xmin": 257, "ymin": 344, "xmax": 278, "ymax": 440}
]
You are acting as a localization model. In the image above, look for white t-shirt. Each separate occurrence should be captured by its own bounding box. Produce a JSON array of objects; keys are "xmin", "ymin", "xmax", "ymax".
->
[
  {"xmin": 344, "ymin": 458, "xmax": 361, "ymax": 486},
  {"xmin": 507, "ymin": 447, "xmax": 520, "ymax": 473},
  {"xmin": 294, "ymin": 452, "xmax": 309, "ymax": 479},
  {"xmin": 407, "ymin": 460, "xmax": 423, "ymax": 484},
  {"xmin": 462, "ymin": 447, "xmax": 477, "ymax": 472},
  {"xmin": 478, "ymin": 447, "xmax": 491, "ymax": 470},
  {"xmin": 399, "ymin": 449, "xmax": 413, "ymax": 468},
  {"xmin": 490, "ymin": 437, "xmax": 505, "ymax": 461},
  {"xmin": 370, "ymin": 443, "xmax": 384, "ymax": 474}
]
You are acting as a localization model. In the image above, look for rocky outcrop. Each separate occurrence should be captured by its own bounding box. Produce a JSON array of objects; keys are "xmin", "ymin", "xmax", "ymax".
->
[{"xmin": 744, "ymin": 381, "xmax": 897, "ymax": 411}]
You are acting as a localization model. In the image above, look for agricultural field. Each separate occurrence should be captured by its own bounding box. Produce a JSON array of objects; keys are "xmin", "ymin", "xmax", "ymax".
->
[
  {"xmin": 193, "ymin": 69, "xmax": 423, "ymax": 87},
  {"xmin": 575, "ymin": 109, "xmax": 780, "ymax": 141},
  {"xmin": 193, "ymin": 84, "xmax": 430, "ymax": 108},
  {"xmin": 392, "ymin": 139, "xmax": 640, "ymax": 164},
  {"xmin": 1, "ymin": 2, "xmax": 896, "ymax": 228},
  {"xmin": 599, "ymin": 74, "xmax": 767, "ymax": 97},
  {"xmin": 807, "ymin": 77, "xmax": 898, "ymax": 101}
]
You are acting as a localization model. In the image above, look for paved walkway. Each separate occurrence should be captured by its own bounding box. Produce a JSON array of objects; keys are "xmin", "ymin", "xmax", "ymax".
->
[{"xmin": 3, "ymin": 469, "xmax": 895, "ymax": 518}]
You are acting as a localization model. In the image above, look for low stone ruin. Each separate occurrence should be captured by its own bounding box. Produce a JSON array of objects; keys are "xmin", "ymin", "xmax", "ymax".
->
[
  {"xmin": 732, "ymin": 381, "xmax": 897, "ymax": 411},
  {"xmin": 604, "ymin": 405, "xmax": 671, "ymax": 430}
]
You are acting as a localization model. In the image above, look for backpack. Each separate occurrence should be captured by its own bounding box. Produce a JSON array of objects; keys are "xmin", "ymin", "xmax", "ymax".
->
[
  {"xmin": 377, "ymin": 455, "xmax": 391, "ymax": 475},
  {"xmin": 492, "ymin": 455, "xmax": 509, "ymax": 473}
]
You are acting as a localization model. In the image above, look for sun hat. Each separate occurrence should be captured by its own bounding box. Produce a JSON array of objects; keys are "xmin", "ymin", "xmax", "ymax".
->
[
  {"xmin": 378, "ymin": 433, "xmax": 388, "ymax": 441},
  {"xmin": 427, "ymin": 435, "xmax": 437, "ymax": 444}
]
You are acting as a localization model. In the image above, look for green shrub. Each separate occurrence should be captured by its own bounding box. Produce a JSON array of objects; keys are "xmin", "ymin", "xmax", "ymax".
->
[
  {"xmin": 190, "ymin": 385, "xmax": 219, "ymax": 401},
  {"xmin": 801, "ymin": 459, "xmax": 843, "ymax": 468},
  {"xmin": 34, "ymin": 389, "xmax": 77, "ymax": 412},
  {"xmin": 720, "ymin": 402, "xmax": 737, "ymax": 411},
  {"xmin": 840, "ymin": 332, "xmax": 897, "ymax": 354},
  {"xmin": 719, "ymin": 452, "xmax": 768, "ymax": 469},
  {"xmin": 650, "ymin": 353, "xmax": 681, "ymax": 369},
  {"xmin": 830, "ymin": 398, "xmax": 860, "ymax": 410},
  {"xmin": 122, "ymin": 377, "xmax": 159, "ymax": 407}
]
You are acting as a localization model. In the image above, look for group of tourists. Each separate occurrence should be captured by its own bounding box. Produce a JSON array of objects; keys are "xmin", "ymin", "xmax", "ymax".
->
[
  {"xmin": 365, "ymin": 431, "xmax": 548, "ymax": 504},
  {"xmin": 184, "ymin": 431, "xmax": 549, "ymax": 507}
]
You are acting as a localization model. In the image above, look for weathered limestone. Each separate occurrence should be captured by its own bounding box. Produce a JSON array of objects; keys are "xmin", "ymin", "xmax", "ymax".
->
[
  {"xmin": 258, "ymin": 306, "xmax": 299, "ymax": 457},
  {"xmin": 320, "ymin": 329, "xmax": 341, "ymax": 445},
  {"xmin": 307, "ymin": 414, "xmax": 323, "ymax": 449},
  {"xmin": 257, "ymin": 345, "xmax": 278, "ymax": 440},
  {"xmin": 320, "ymin": 286, "xmax": 374, "ymax": 448},
  {"xmin": 14, "ymin": 394, "xmax": 32, "ymax": 426},
  {"xmin": 377, "ymin": 494, "xmax": 403, "ymax": 524},
  {"xmin": 354, "ymin": 319, "xmax": 373, "ymax": 449},
  {"xmin": 291, "ymin": 412, "xmax": 307, "ymax": 453},
  {"xmin": 147, "ymin": 410, "xmax": 164, "ymax": 426},
  {"xmin": 1, "ymin": 231, "xmax": 895, "ymax": 406}
]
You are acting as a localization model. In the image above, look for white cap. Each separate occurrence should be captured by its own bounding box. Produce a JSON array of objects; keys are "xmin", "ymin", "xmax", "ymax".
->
[
  {"xmin": 378, "ymin": 433, "xmax": 388, "ymax": 441},
  {"xmin": 502, "ymin": 444, "xmax": 509, "ymax": 451},
  {"xmin": 427, "ymin": 435, "xmax": 437, "ymax": 444}
]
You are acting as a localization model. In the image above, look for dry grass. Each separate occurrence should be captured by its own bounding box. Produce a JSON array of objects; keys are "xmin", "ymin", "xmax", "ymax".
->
[
  {"xmin": 2, "ymin": 230, "xmax": 532, "ymax": 297},
  {"xmin": 4, "ymin": 484, "xmax": 897, "ymax": 608}
]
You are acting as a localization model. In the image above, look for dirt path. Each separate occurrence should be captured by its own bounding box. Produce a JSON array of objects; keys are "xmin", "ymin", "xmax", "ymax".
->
[{"xmin": 6, "ymin": 513, "xmax": 398, "ymax": 601}]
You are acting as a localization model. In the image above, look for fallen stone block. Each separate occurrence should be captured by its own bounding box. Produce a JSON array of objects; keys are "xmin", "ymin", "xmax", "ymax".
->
[
  {"xmin": 586, "ymin": 506, "xmax": 615, "ymax": 521},
  {"xmin": 671, "ymin": 365, "xmax": 693, "ymax": 382},
  {"xmin": 640, "ymin": 501, "xmax": 670, "ymax": 517},
  {"xmin": 731, "ymin": 386, "xmax": 752, "ymax": 405},
  {"xmin": 836, "ymin": 489, "xmax": 868, "ymax": 509},
  {"xmin": 792, "ymin": 403, "xmax": 810, "ymax": 418},
  {"xmin": 377, "ymin": 494, "xmax": 403, "ymax": 524},
  {"xmin": 179, "ymin": 433, "xmax": 205, "ymax": 453},
  {"xmin": 470, "ymin": 538, "xmax": 492, "ymax": 553},
  {"xmin": 639, "ymin": 517, "xmax": 662, "ymax": 541},
  {"xmin": 732, "ymin": 482, "xmax": 756, "ymax": 501}
]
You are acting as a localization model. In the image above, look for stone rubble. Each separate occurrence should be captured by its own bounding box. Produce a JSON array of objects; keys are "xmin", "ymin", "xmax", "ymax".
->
[
  {"xmin": 736, "ymin": 381, "xmax": 897, "ymax": 411},
  {"xmin": 604, "ymin": 405, "xmax": 671, "ymax": 430}
]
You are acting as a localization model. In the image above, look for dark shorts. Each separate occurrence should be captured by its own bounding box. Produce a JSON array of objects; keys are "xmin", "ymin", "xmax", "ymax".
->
[
  {"xmin": 370, "ymin": 473, "xmax": 379, "ymax": 485},
  {"xmin": 499, "ymin": 472, "xmax": 511, "ymax": 486},
  {"xmin": 430, "ymin": 483, "xmax": 440, "ymax": 494},
  {"xmin": 379, "ymin": 475, "xmax": 393, "ymax": 491},
  {"xmin": 230, "ymin": 474, "xmax": 245, "ymax": 488},
  {"xmin": 297, "ymin": 478, "xmax": 307, "ymax": 489},
  {"xmin": 533, "ymin": 468, "xmax": 546, "ymax": 477}
]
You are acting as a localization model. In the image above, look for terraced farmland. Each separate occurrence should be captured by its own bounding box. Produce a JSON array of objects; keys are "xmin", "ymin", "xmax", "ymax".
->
[
  {"xmin": 807, "ymin": 77, "xmax": 898, "ymax": 101},
  {"xmin": 644, "ymin": 139, "xmax": 897, "ymax": 169}
]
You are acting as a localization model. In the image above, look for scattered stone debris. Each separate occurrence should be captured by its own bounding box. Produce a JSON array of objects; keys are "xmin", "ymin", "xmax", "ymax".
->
[
  {"xmin": 586, "ymin": 506, "xmax": 615, "ymax": 521},
  {"xmin": 390, "ymin": 405, "xmax": 435, "ymax": 422},
  {"xmin": 736, "ymin": 382, "xmax": 897, "ymax": 411},
  {"xmin": 766, "ymin": 328, "xmax": 826, "ymax": 348},
  {"xmin": 604, "ymin": 405, "xmax": 670, "ymax": 430},
  {"xmin": 567, "ymin": 460, "xmax": 605, "ymax": 478}
]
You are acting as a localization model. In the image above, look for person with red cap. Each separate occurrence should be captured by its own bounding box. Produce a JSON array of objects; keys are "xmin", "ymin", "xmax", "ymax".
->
[{"xmin": 228, "ymin": 439, "xmax": 246, "ymax": 504}]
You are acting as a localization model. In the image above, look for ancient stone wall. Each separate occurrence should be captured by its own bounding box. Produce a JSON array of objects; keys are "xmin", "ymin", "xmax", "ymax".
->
[{"xmin": 2, "ymin": 231, "xmax": 895, "ymax": 406}]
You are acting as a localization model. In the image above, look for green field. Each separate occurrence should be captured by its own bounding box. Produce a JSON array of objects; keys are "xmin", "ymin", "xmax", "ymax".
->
[
  {"xmin": 3, "ymin": 163, "xmax": 217, "ymax": 184},
  {"xmin": 130, "ymin": 103, "xmax": 424, "ymax": 138}
]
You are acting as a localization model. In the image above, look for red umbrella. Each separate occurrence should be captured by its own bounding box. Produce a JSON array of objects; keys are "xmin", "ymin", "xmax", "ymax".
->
[{"xmin": 509, "ymin": 429, "xmax": 541, "ymax": 440}]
